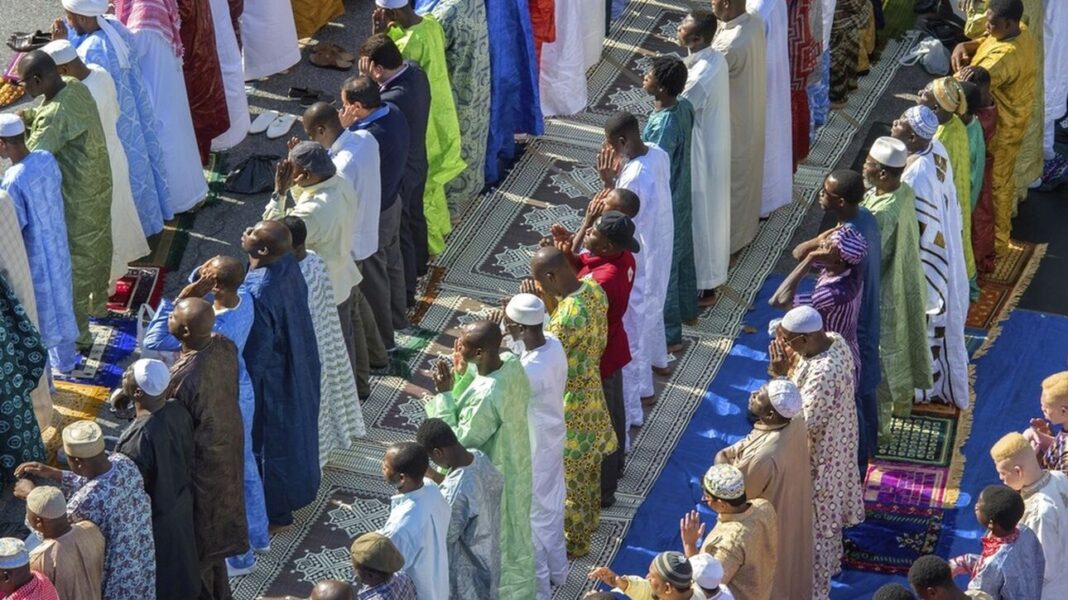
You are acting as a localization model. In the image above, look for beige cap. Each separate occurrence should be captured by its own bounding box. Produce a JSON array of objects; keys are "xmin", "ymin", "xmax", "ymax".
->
[
  {"xmin": 26, "ymin": 486, "xmax": 67, "ymax": 519},
  {"xmin": 350, "ymin": 532, "xmax": 405, "ymax": 574},
  {"xmin": 62, "ymin": 420, "xmax": 105, "ymax": 458}
]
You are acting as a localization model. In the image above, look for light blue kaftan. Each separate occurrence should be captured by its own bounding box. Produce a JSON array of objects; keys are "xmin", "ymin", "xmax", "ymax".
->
[
  {"xmin": 1, "ymin": 151, "xmax": 78, "ymax": 350},
  {"xmin": 439, "ymin": 450, "xmax": 503, "ymax": 600},
  {"xmin": 483, "ymin": 0, "xmax": 543, "ymax": 183},
  {"xmin": 69, "ymin": 19, "xmax": 172, "ymax": 235},
  {"xmin": 141, "ymin": 287, "xmax": 270, "ymax": 559}
]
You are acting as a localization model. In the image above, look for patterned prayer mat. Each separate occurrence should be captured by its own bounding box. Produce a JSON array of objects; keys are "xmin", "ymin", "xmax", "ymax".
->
[
  {"xmin": 40, "ymin": 381, "xmax": 110, "ymax": 463},
  {"xmin": 844, "ymin": 504, "xmax": 944, "ymax": 574},
  {"xmin": 966, "ymin": 240, "xmax": 1046, "ymax": 329}
]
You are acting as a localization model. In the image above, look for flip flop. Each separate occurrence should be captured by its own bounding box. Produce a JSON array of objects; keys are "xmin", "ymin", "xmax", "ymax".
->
[
  {"xmin": 288, "ymin": 86, "xmax": 325, "ymax": 99},
  {"xmin": 250, "ymin": 110, "xmax": 281, "ymax": 135},
  {"xmin": 299, "ymin": 91, "xmax": 334, "ymax": 107},
  {"xmin": 315, "ymin": 42, "xmax": 355, "ymax": 63},
  {"xmin": 266, "ymin": 113, "xmax": 298, "ymax": 139}
]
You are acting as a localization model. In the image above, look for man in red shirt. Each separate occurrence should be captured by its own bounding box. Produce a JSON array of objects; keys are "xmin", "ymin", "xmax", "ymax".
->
[{"xmin": 553, "ymin": 209, "xmax": 637, "ymax": 506}]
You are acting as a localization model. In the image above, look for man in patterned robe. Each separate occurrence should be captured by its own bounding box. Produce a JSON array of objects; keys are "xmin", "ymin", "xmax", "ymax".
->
[{"xmin": 769, "ymin": 306, "xmax": 864, "ymax": 599}]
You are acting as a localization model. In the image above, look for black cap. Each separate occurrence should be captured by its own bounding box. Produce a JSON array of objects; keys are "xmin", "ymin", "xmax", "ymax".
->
[{"xmin": 595, "ymin": 210, "xmax": 640, "ymax": 253}]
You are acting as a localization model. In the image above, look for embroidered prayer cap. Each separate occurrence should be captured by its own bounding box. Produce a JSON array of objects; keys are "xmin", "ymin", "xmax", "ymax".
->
[
  {"xmin": 506, "ymin": 293, "xmax": 546, "ymax": 326},
  {"xmin": 930, "ymin": 77, "xmax": 968, "ymax": 115},
  {"xmin": 350, "ymin": 532, "xmax": 405, "ymax": 574},
  {"xmin": 62, "ymin": 420, "xmax": 105, "ymax": 459},
  {"xmin": 289, "ymin": 141, "xmax": 337, "ymax": 179},
  {"xmin": 41, "ymin": 40, "xmax": 78, "ymax": 65},
  {"xmin": 132, "ymin": 358, "xmax": 171, "ymax": 396},
  {"xmin": 0, "ymin": 114, "xmax": 25, "ymax": 138},
  {"xmin": 830, "ymin": 226, "xmax": 868, "ymax": 266},
  {"xmin": 766, "ymin": 378, "xmax": 802, "ymax": 419},
  {"xmin": 689, "ymin": 553, "xmax": 725, "ymax": 589},
  {"xmin": 868, "ymin": 136, "xmax": 908, "ymax": 168},
  {"xmin": 904, "ymin": 105, "xmax": 939, "ymax": 140},
  {"xmin": 780, "ymin": 305, "xmax": 823, "ymax": 334},
  {"xmin": 0, "ymin": 539, "xmax": 28, "ymax": 569},
  {"xmin": 26, "ymin": 486, "xmax": 67, "ymax": 519},
  {"xmin": 61, "ymin": 0, "xmax": 108, "ymax": 16},
  {"xmin": 652, "ymin": 551, "xmax": 693, "ymax": 589},
  {"xmin": 375, "ymin": 0, "xmax": 409, "ymax": 8},
  {"xmin": 702, "ymin": 464, "xmax": 745, "ymax": 499}
]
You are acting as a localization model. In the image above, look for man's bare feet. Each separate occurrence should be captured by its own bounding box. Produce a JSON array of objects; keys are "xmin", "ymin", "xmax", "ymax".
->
[
  {"xmin": 652, "ymin": 365, "xmax": 673, "ymax": 377},
  {"xmin": 640, "ymin": 395, "xmax": 658, "ymax": 407},
  {"xmin": 667, "ymin": 343, "xmax": 684, "ymax": 353},
  {"xmin": 698, "ymin": 290, "xmax": 717, "ymax": 307},
  {"xmin": 268, "ymin": 523, "xmax": 292, "ymax": 536}
]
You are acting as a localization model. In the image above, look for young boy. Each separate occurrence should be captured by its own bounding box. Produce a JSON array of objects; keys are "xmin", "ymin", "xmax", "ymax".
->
[
  {"xmin": 950, "ymin": 485, "xmax": 1044, "ymax": 599},
  {"xmin": 1028, "ymin": 372, "xmax": 1068, "ymax": 471},
  {"xmin": 641, "ymin": 56, "xmax": 697, "ymax": 354}
]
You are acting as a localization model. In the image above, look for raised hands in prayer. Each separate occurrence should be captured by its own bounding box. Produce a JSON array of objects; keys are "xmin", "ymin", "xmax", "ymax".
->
[
  {"xmin": 287, "ymin": 137, "xmax": 301, "ymax": 152},
  {"xmin": 339, "ymin": 103, "xmax": 362, "ymax": 129},
  {"xmin": 679, "ymin": 510, "xmax": 706, "ymax": 557},
  {"xmin": 50, "ymin": 18, "xmax": 67, "ymax": 41},
  {"xmin": 951, "ymin": 39, "xmax": 980, "ymax": 73},
  {"xmin": 431, "ymin": 356, "xmax": 454, "ymax": 393},
  {"xmin": 274, "ymin": 159, "xmax": 296, "ymax": 195},
  {"xmin": 357, "ymin": 56, "xmax": 373, "ymax": 77},
  {"xmin": 519, "ymin": 278, "xmax": 541, "ymax": 299},
  {"xmin": 177, "ymin": 259, "xmax": 218, "ymax": 300},
  {"xmin": 587, "ymin": 566, "xmax": 625, "ymax": 590},
  {"xmin": 371, "ymin": 7, "xmax": 391, "ymax": 35},
  {"xmin": 597, "ymin": 142, "xmax": 620, "ymax": 188},
  {"xmin": 768, "ymin": 336, "xmax": 793, "ymax": 377},
  {"xmin": 1025, "ymin": 418, "xmax": 1055, "ymax": 454}
]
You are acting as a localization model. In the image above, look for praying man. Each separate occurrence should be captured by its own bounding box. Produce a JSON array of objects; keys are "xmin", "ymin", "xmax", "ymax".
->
[{"xmin": 748, "ymin": 0, "xmax": 793, "ymax": 217}]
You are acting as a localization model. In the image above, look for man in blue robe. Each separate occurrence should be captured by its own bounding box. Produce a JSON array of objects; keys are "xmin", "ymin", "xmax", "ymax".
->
[
  {"xmin": 484, "ymin": 0, "xmax": 543, "ymax": 183},
  {"xmin": 56, "ymin": 0, "xmax": 173, "ymax": 235},
  {"xmin": 140, "ymin": 255, "xmax": 270, "ymax": 575},
  {"xmin": 240, "ymin": 220, "xmax": 322, "ymax": 528},
  {"xmin": 0, "ymin": 116, "xmax": 79, "ymax": 369}
]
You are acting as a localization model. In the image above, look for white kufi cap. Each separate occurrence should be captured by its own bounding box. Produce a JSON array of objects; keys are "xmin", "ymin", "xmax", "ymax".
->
[
  {"xmin": 132, "ymin": 358, "xmax": 171, "ymax": 396},
  {"xmin": 0, "ymin": 114, "xmax": 25, "ymax": 137},
  {"xmin": 375, "ymin": 0, "xmax": 409, "ymax": 8},
  {"xmin": 780, "ymin": 305, "xmax": 823, "ymax": 334},
  {"xmin": 0, "ymin": 539, "xmax": 28, "ymax": 569},
  {"xmin": 41, "ymin": 39, "xmax": 78, "ymax": 65},
  {"xmin": 62, "ymin": 420, "xmax": 105, "ymax": 459},
  {"xmin": 766, "ymin": 378, "xmax": 802, "ymax": 418},
  {"xmin": 61, "ymin": 0, "xmax": 108, "ymax": 16},
  {"xmin": 505, "ymin": 293, "xmax": 546, "ymax": 326},
  {"xmin": 904, "ymin": 105, "xmax": 939, "ymax": 140},
  {"xmin": 26, "ymin": 486, "xmax": 67, "ymax": 519},
  {"xmin": 869, "ymin": 136, "xmax": 908, "ymax": 168},
  {"xmin": 689, "ymin": 553, "xmax": 725, "ymax": 589},
  {"xmin": 702, "ymin": 464, "xmax": 745, "ymax": 500}
]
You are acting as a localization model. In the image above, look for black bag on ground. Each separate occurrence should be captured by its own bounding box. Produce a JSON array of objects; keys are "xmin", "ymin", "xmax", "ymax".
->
[{"xmin": 225, "ymin": 154, "xmax": 280, "ymax": 195}]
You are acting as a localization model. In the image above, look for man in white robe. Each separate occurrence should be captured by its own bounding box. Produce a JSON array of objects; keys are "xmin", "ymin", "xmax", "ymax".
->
[
  {"xmin": 208, "ymin": 0, "xmax": 249, "ymax": 150},
  {"xmin": 712, "ymin": 0, "xmax": 766, "ymax": 253},
  {"xmin": 599, "ymin": 112, "xmax": 673, "ymax": 424},
  {"xmin": 892, "ymin": 105, "xmax": 970, "ymax": 410},
  {"xmin": 114, "ymin": 0, "xmax": 209, "ymax": 213},
  {"xmin": 748, "ymin": 0, "xmax": 793, "ymax": 217},
  {"xmin": 540, "ymin": 0, "xmax": 586, "ymax": 117},
  {"xmin": 40, "ymin": 40, "xmax": 149, "ymax": 287},
  {"xmin": 1043, "ymin": 0, "xmax": 1068, "ymax": 169},
  {"xmin": 581, "ymin": 0, "xmax": 606, "ymax": 69},
  {"xmin": 240, "ymin": 0, "xmax": 300, "ymax": 80},
  {"xmin": 504, "ymin": 294, "xmax": 569, "ymax": 600},
  {"xmin": 677, "ymin": 9, "xmax": 731, "ymax": 292}
]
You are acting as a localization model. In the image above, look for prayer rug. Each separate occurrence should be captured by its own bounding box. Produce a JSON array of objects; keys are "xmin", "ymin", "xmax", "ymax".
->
[
  {"xmin": 966, "ymin": 240, "xmax": 1046, "ymax": 329},
  {"xmin": 54, "ymin": 317, "xmax": 137, "ymax": 389},
  {"xmin": 106, "ymin": 266, "xmax": 166, "ymax": 315},
  {"xmin": 843, "ymin": 504, "xmax": 944, "ymax": 575},
  {"xmin": 40, "ymin": 381, "xmax": 109, "ymax": 463}
]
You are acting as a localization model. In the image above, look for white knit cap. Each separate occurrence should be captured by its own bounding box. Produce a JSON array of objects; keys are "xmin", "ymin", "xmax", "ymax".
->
[
  {"xmin": 375, "ymin": 0, "xmax": 409, "ymax": 8},
  {"xmin": 40, "ymin": 40, "xmax": 78, "ymax": 65},
  {"xmin": 689, "ymin": 553, "xmax": 725, "ymax": 589},
  {"xmin": 869, "ymin": 136, "xmax": 908, "ymax": 168},
  {"xmin": 780, "ymin": 306, "xmax": 823, "ymax": 334},
  {"xmin": 132, "ymin": 358, "xmax": 171, "ymax": 396},
  {"xmin": 904, "ymin": 105, "xmax": 939, "ymax": 139},
  {"xmin": 0, "ymin": 539, "xmax": 28, "ymax": 569},
  {"xmin": 26, "ymin": 486, "xmax": 67, "ymax": 519},
  {"xmin": 505, "ymin": 293, "xmax": 546, "ymax": 326},
  {"xmin": 766, "ymin": 379, "xmax": 803, "ymax": 418},
  {"xmin": 0, "ymin": 114, "xmax": 25, "ymax": 138}
]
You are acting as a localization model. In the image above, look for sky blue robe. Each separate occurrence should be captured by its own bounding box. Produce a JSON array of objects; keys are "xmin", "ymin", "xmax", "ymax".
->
[
  {"xmin": 484, "ymin": 0, "xmax": 543, "ymax": 183},
  {"xmin": 1, "ymin": 150, "xmax": 78, "ymax": 350},
  {"xmin": 242, "ymin": 254, "xmax": 321, "ymax": 525},
  {"xmin": 141, "ymin": 287, "xmax": 270, "ymax": 558},
  {"xmin": 69, "ymin": 19, "xmax": 172, "ymax": 236}
]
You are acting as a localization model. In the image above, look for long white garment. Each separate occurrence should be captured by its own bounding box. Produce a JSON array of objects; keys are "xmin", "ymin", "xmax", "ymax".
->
[
  {"xmin": 240, "ymin": 0, "xmax": 301, "ymax": 80},
  {"xmin": 682, "ymin": 46, "xmax": 731, "ymax": 290},
  {"xmin": 581, "ymin": 0, "xmax": 606, "ymax": 69},
  {"xmin": 130, "ymin": 28, "xmax": 208, "ymax": 212},
  {"xmin": 208, "ymin": 0, "xmax": 250, "ymax": 151},
  {"xmin": 379, "ymin": 482, "xmax": 452, "ymax": 600},
  {"xmin": 539, "ymin": 0, "xmax": 587, "ymax": 117},
  {"xmin": 618, "ymin": 145, "xmax": 674, "ymax": 422},
  {"xmin": 748, "ymin": 0, "xmax": 793, "ymax": 217},
  {"xmin": 518, "ymin": 335, "xmax": 569, "ymax": 599},
  {"xmin": 1022, "ymin": 470, "xmax": 1068, "ymax": 600},
  {"xmin": 1043, "ymin": 0, "xmax": 1068, "ymax": 159},
  {"xmin": 903, "ymin": 142, "xmax": 970, "ymax": 409},
  {"xmin": 81, "ymin": 66, "xmax": 151, "ymax": 286},
  {"xmin": 821, "ymin": 0, "xmax": 837, "ymax": 51},
  {"xmin": 297, "ymin": 251, "xmax": 366, "ymax": 465},
  {"xmin": 330, "ymin": 129, "xmax": 382, "ymax": 261}
]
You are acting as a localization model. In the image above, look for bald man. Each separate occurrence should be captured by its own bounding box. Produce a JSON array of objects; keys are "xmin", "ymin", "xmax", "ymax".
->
[
  {"xmin": 241, "ymin": 221, "xmax": 323, "ymax": 529},
  {"xmin": 141, "ymin": 255, "xmax": 271, "ymax": 573},
  {"xmin": 426, "ymin": 320, "xmax": 536, "ymax": 597},
  {"xmin": 165, "ymin": 297, "xmax": 248, "ymax": 597},
  {"xmin": 527, "ymin": 246, "xmax": 616, "ymax": 558}
]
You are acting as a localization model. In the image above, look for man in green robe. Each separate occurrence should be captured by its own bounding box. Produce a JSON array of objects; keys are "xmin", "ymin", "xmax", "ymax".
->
[
  {"xmin": 17, "ymin": 51, "xmax": 112, "ymax": 351},
  {"xmin": 860, "ymin": 137, "xmax": 933, "ymax": 442},
  {"xmin": 415, "ymin": 0, "xmax": 491, "ymax": 216},
  {"xmin": 426, "ymin": 320, "xmax": 536, "ymax": 599},
  {"xmin": 374, "ymin": 1, "xmax": 465, "ymax": 257}
]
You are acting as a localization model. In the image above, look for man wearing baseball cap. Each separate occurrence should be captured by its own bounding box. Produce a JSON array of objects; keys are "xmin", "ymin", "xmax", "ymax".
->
[{"xmin": 715, "ymin": 379, "xmax": 813, "ymax": 597}]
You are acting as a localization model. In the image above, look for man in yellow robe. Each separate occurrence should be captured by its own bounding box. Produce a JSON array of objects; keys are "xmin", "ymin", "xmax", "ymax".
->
[
  {"xmin": 291, "ymin": 0, "xmax": 343, "ymax": 39},
  {"xmin": 953, "ymin": 0, "xmax": 1037, "ymax": 256}
]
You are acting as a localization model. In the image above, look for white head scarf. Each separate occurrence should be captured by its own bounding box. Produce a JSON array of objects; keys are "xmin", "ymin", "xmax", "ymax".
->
[{"xmin": 61, "ymin": 0, "xmax": 131, "ymax": 69}]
